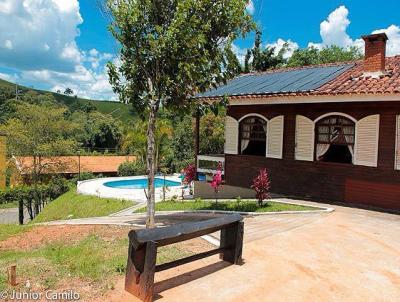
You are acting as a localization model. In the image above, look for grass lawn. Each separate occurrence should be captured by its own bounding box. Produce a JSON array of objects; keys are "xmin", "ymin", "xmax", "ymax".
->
[
  {"xmin": 0, "ymin": 202, "xmax": 18, "ymax": 209},
  {"xmin": 0, "ymin": 224, "xmax": 31, "ymax": 242},
  {"xmin": 0, "ymin": 225, "xmax": 196, "ymax": 298},
  {"xmin": 136, "ymin": 200, "xmax": 319, "ymax": 213},
  {"xmin": 33, "ymin": 188, "xmax": 135, "ymax": 223}
]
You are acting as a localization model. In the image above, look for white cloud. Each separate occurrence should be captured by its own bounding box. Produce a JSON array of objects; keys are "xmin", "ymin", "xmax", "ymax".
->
[
  {"xmin": 308, "ymin": 6, "xmax": 353, "ymax": 49},
  {"xmin": 4, "ymin": 39, "xmax": 13, "ymax": 50},
  {"xmin": 0, "ymin": 0, "xmax": 83, "ymax": 72},
  {"xmin": 307, "ymin": 42, "xmax": 322, "ymax": 50},
  {"xmin": 307, "ymin": 6, "xmax": 400, "ymax": 56},
  {"xmin": 319, "ymin": 6, "xmax": 353, "ymax": 48},
  {"xmin": 232, "ymin": 44, "xmax": 248, "ymax": 65},
  {"xmin": 84, "ymin": 49, "xmax": 114, "ymax": 70},
  {"xmin": 89, "ymin": 49, "xmax": 99, "ymax": 57},
  {"xmin": 371, "ymin": 25, "xmax": 400, "ymax": 56},
  {"xmin": 266, "ymin": 39, "xmax": 299, "ymax": 59},
  {"xmin": 0, "ymin": 0, "xmax": 117, "ymax": 101},
  {"xmin": 21, "ymin": 64, "xmax": 116, "ymax": 101},
  {"xmin": 0, "ymin": 72, "xmax": 19, "ymax": 83},
  {"xmin": 246, "ymin": 0, "xmax": 255, "ymax": 15}
]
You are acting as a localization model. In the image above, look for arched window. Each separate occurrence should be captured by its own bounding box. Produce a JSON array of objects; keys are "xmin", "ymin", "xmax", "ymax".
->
[
  {"xmin": 239, "ymin": 117, "xmax": 267, "ymax": 156},
  {"xmin": 315, "ymin": 115, "xmax": 355, "ymax": 164}
]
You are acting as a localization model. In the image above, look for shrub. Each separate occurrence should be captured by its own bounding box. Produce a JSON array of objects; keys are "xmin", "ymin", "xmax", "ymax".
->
[
  {"xmin": 251, "ymin": 169, "xmax": 271, "ymax": 206},
  {"xmin": 236, "ymin": 196, "xmax": 242, "ymax": 206},
  {"xmin": 210, "ymin": 162, "xmax": 223, "ymax": 204},
  {"xmin": 182, "ymin": 164, "xmax": 196, "ymax": 185},
  {"xmin": 71, "ymin": 172, "xmax": 97, "ymax": 183},
  {"xmin": 0, "ymin": 177, "xmax": 69, "ymax": 221},
  {"xmin": 118, "ymin": 160, "xmax": 146, "ymax": 176}
]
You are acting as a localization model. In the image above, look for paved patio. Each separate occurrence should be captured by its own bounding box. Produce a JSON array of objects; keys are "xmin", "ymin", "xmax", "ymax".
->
[{"xmin": 101, "ymin": 201, "xmax": 400, "ymax": 302}]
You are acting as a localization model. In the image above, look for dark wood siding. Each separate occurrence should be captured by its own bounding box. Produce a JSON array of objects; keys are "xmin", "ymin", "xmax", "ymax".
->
[{"xmin": 225, "ymin": 101, "xmax": 400, "ymax": 210}]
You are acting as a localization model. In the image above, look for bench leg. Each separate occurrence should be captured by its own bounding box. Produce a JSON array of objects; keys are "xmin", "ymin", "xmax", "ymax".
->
[
  {"xmin": 125, "ymin": 241, "xmax": 157, "ymax": 302},
  {"xmin": 220, "ymin": 221, "xmax": 244, "ymax": 265}
]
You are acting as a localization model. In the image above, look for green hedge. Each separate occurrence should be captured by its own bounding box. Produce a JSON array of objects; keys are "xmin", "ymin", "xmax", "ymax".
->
[
  {"xmin": 0, "ymin": 178, "xmax": 69, "ymax": 222},
  {"xmin": 118, "ymin": 161, "xmax": 146, "ymax": 176}
]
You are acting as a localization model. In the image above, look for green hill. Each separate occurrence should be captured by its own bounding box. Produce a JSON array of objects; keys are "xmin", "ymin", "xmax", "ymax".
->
[{"xmin": 0, "ymin": 78, "xmax": 133, "ymax": 122}]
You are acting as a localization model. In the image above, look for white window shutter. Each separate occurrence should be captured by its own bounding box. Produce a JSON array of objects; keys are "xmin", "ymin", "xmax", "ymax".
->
[
  {"xmin": 396, "ymin": 115, "xmax": 400, "ymax": 170},
  {"xmin": 354, "ymin": 115, "xmax": 380, "ymax": 167},
  {"xmin": 295, "ymin": 115, "xmax": 314, "ymax": 161},
  {"xmin": 267, "ymin": 115, "xmax": 284, "ymax": 159},
  {"xmin": 224, "ymin": 116, "xmax": 238, "ymax": 155}
]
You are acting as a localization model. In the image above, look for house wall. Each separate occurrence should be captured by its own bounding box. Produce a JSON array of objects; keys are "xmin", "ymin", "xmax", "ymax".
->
[{"xmin": 225, "ymin": 101, "xmax": 400, "ymax": 210}]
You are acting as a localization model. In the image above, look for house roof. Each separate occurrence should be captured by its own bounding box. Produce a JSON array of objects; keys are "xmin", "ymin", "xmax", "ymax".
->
[
  {"xmin": 14, "ymin": 155, "xmax": 136, "ymax": 175},
  {"xmin": 195, "ymin": 56, "xmax": 400, "ymax": 100}
]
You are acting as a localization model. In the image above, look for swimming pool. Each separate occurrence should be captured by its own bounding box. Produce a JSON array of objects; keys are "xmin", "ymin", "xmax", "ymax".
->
[{"xmin": 103, "ymin": 177, "xmax": 181, "ymax": 189}]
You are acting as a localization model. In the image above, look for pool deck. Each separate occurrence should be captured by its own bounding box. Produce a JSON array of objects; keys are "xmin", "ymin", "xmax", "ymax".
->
[{"xmin": 77, "ymin": 175, "xmax": 183, "ymax": 203}]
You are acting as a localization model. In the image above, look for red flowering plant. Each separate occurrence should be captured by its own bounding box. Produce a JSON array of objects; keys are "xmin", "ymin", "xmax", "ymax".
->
[
  {"xmin": 210, "ymin": 162, "xmax": 223, "ymax": 204},
  {"xmin": 182, "ymin": 164, "xmax": 196, "ymax": 195},
  {"xmin": 251, "ymin": 169, "xmax": 271, "ymax": 206}
]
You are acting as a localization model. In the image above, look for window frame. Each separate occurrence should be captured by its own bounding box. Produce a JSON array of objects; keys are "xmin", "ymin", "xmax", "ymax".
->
[
  {"xmin": 238, "ymin": 115, "xmax": 268, "ymax": 156},
  {"xmin": 314, "ymin": 115, "xmax": 356, "ymax": 164}
]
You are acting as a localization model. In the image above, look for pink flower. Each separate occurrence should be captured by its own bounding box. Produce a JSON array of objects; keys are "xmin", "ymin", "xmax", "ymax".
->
[{"xmin": 210, "ymin": 164, "xmax": 223, "ymax": 192}]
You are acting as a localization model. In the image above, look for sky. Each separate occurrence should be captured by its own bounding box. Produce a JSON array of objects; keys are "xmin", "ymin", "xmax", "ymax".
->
[{"xmin": 0, "ymin": 0, "xmax": 399, "ymax": 101}]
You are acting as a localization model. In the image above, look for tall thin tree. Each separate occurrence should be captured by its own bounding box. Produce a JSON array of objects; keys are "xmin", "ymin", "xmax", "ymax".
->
[{"xmin": 106, "ymin": 0, "xmax": 254, "ymax": 227}]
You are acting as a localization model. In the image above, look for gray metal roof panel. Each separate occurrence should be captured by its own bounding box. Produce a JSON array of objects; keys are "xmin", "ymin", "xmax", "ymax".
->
[{"xmin": 197, "ymin": 63, "xmax": 354, "ymax": 98}]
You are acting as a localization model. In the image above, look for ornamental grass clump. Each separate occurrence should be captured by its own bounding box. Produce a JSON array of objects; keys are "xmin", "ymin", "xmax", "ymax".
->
[{"xmin": 251, "ymin": 169, "xmax": 271, "ymax": 206}]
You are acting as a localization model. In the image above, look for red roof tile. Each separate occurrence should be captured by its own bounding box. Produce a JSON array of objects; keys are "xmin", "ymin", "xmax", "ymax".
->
[
  {"xmin": 14, "ymin": 156, "xmax": 136, "ymax": 175},
  {"xmin": 315, "ymin": 56, "xmax": 400, "ymax": 96}
]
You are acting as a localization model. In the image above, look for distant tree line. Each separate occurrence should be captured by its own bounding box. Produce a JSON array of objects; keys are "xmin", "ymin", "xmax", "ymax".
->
[
  {"xmin": 0, "ymin": 88, "xmax": 224, "ymax": 178},
  {"xmin": 226, "ymin": 30, "xmax": 363, "ymax": 76}
]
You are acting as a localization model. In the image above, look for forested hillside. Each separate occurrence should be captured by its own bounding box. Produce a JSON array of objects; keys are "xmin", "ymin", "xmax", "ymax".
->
[
  {"xmin": 0, "ymin": 78, "xmax": 133, "ymax": 122},
  {"xmin": 0, "ymin": 77, "xmax": 225, "ymax": 174}
]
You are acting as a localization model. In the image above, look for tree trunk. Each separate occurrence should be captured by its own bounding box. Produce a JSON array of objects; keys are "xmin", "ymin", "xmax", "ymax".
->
[
  {"xmin": 193, "ymin": 108, "xmax": 200, "ymax": 181},
  {"xmin": 146, "ymin": 104, "xmax": 157, "ymax": 228}
]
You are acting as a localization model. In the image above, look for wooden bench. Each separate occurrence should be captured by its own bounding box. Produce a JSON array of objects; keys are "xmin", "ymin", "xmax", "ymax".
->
[{"xmin": 125, "ymin": 214, "xmax": 244, "ymax": 302}]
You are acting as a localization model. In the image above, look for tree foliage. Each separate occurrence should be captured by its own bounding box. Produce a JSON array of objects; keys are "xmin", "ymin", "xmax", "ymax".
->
[
  {"xmin": 0, "ymin": 102, "xmax": 79, "ymax": 157},
  {"xmin": 287, "ymin": 45, "xmax": 362, "ymax": 67},
  {"xmin": 70, "ymin": 110, "xmax": 123, "ymax": 151},
  {"xmin": 64, "ymin": 88, "xmax": 74, "ymax": 96},
  {"xmin": 242, "ymin": 30, "xmax": 287, "ymax": 73},
  {"xmin": 0, "ymin": 177, "xmax": 69, "ymax": 221},
  {"xmin": 237, "ymin": 32, "xmax": 364, "ymax": 73},
  {"xmin": 118, "ymin": 160, "xmax": 146, "ymax": 176},
  {"xmin": 106, "ymin": 0, "xmax": 254, "ymax": 227}
]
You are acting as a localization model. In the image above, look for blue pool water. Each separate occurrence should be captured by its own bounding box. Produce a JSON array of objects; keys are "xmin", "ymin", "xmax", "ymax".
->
[{"xmin": 103, "ymin": 178, "xmax": 181, "ymax": 189}]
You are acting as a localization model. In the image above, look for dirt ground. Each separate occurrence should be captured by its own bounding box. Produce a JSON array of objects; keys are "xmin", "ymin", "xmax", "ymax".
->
[
  {"xmin": 0, "ymin": 224, "xmax": 214, "ymax": 302},
  {"xmin": 0, "ymin": 225, "xmax": 131, "ymax": 251}
]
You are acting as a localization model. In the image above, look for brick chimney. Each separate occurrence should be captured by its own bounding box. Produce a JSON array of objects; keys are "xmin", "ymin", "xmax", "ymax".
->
[{"xmin": 362, "ymin": 33, "xmax": 388, "ymax": 73}]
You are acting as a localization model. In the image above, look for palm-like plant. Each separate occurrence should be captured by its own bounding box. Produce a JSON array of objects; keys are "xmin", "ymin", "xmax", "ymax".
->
[{"xmin": 121, "ymin": 119, "xmax": 173, "ymax": 171}]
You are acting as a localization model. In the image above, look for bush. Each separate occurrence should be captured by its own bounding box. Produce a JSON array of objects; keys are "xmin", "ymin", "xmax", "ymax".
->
[
  {"xmin": 0, "ymin": 177, "xmax": 70, "ymax": 220},
  {"xmin": 251, "ymin": 169, "xmax": 271, "ymax": 206},
  {"xmin": 118, "ymin": 160, "xmax": 146, "ymax": 176},
  {"xmin": 71, "ymin": 172, "xmax": 98, "ymax": 183}
]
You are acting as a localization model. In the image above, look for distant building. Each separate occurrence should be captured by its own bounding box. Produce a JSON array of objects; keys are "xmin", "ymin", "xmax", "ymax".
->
[{"xmin": 12, "ymin": 155, "xmax": 136, "ymax": 182}]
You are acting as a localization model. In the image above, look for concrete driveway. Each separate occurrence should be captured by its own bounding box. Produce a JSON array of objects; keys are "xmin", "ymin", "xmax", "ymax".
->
[{"xmin": 105, "ymin": 201, "xmax": 400, "ymax": 302}]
